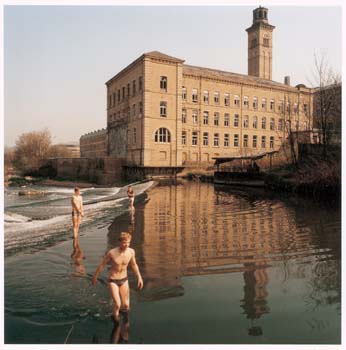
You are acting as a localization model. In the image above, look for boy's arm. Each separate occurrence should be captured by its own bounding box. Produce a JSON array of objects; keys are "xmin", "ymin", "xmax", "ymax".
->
[
  {"xmin": 130, "ymin": 250, "xmax": 143, "ymax": 289},
  {"xmin": 92, "ymin": 252, "xmax": 110, "ymax": 285},
  {"xmin": 71, "ymin": 197, "xmax": 81, "ymax": 213}
]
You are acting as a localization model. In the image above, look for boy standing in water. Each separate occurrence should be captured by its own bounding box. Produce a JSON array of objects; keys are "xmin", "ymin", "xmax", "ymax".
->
[
  {"xmin": 127, "ymin": 186, "xmax": 134, "ymax": 209},
  {"xmin": 71, "ymin": 187, "xmax": 84, "ymax": 239},
  {"xmin": 92, "ymin": 232, "xmax": 143, "ymax": 321}
]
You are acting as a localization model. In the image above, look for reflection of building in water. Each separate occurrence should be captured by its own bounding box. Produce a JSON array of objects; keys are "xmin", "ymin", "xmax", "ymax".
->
[
  {"xmin": 141, "ymin": 180, "xmax": 317, "ymax": 279},
  {"xmin": 240, "ymin": 262, "xmax": 270, "ymax": 320}
]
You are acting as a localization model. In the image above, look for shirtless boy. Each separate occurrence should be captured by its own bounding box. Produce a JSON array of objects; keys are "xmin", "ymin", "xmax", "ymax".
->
[
  {"xmin": 127, "ymin": 186, "xmax": 134, "ymax": 209},
  {"xmin": 71, "ymin": 187, "xmax": 84, "ymax": 239},
  {"xmin": 92, "ymin": 232, "xmax": 143, "ymax": 321}
]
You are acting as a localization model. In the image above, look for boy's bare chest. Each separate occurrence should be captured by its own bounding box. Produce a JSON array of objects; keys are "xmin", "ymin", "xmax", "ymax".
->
[{"xmin": 110, "ymin": 250, "xmax": 131, "ymax": 267}]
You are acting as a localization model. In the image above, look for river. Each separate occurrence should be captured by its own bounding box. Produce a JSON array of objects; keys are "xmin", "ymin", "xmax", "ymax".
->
[{"xmin": 4, "ymin": 179, "xmax": 341, "ymax": 344}]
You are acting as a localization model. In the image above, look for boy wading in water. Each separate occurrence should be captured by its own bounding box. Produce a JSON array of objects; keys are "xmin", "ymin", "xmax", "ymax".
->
[
  {"xmin": 127, "ymin": 186, "xmax": 134, "ymax": 210},
  {"xmin": 92, "ymin": 232, "xmax": 143, "ymax": 321},
  {"xmin": 71, "ymin": 187, "xmax": 84, "ymax": 239}
]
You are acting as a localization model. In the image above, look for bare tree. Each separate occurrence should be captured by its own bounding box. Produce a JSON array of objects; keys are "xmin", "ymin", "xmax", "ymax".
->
[
  {"xmin": 310, "ymin": 53, "xmax": 341, "ymax": 159},
  {"xmin": 4, "ymin": 146, "xmax": 15, "ymax": 176},
  {"xmin": 13, "ymin": 129, "xmax": 52, "ymax": 173}
]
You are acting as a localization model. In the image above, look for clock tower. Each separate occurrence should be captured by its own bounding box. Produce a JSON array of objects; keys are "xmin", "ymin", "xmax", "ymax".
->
[{"xmin": 246, "ymin": 7, "xmax": 275, "ymax": 80}]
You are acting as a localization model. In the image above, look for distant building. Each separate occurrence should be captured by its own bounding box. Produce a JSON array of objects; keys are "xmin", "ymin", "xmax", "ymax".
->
[
  {"xmin": 80, "ymin": 128, "xmax": 107, "ymax": 158},
  {"xmin": 52, "ymin": 143, "xmax": 80, "ymax": 158}
]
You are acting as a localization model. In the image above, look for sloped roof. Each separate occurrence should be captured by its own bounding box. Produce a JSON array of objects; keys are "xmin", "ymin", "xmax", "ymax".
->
[
  {"xmin": 144, "ymin": 51, "xmax": 185, "ymax": 63},
  {"xmin": 183, "ymin": 64, "xmax": 298, "ymax": 91}
]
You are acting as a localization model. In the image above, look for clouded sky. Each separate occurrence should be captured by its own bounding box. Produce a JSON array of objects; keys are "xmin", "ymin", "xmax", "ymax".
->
[{"xmin": 4, "ymin": 4, "xmax": 341, "ymax": 146}]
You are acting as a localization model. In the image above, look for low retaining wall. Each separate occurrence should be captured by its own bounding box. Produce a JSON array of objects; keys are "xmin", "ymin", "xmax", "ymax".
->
[{"xmin": 47, "ymin": 157, "xmax": 124, "ymax": 185}]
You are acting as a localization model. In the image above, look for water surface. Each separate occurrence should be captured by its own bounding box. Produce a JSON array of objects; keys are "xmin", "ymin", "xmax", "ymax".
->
[{"xmin": 5, "ymin": 180, "xmax": 341, "ymax": 344}]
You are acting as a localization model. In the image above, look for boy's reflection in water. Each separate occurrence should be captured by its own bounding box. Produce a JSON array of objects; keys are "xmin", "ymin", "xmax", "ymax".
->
[
  {"xmin": 71, "ymin": 237, "xmax": 86, "ymax": 275},
  {"xmin": 110, "ymin": 311, "xmax": 130, "ymax": 344}
]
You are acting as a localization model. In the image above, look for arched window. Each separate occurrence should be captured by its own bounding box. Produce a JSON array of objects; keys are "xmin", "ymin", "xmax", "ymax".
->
[{"xmin": 154, "ymin": 128, "xmax": 171, "ymax": 143}]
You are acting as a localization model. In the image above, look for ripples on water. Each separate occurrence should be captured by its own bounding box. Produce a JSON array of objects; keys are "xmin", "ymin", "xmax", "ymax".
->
[{"xmin": 5, "ymin": 180, "xmax": 341, "ymax": 344}]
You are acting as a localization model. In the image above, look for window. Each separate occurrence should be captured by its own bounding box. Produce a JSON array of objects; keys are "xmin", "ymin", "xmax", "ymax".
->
[
  {"xmin": 192, "ymin": 131, "xmax": 198, "ymax": 146},
  {"xmin": 192, "ymin": 89, "xmax": 198, "ymax": 103},
  {"xmin": 243, "ymin": 134, "xmax": 249, "ymax": 147},
  {"xmin": 303, "ymin": 103, "xmax": 308, "ymax": 114},
  {"xmin": 214, "ymin": 133, "xmax": 219, "ymax": 147},
  {"xmin": 262, "ymin": 117, "xmax": 266, "ymax": 129},
  {"xmin": 192, "ymin": 110, "xmax": 198, "ymax": 125},
  {"xmin": 112, "ymin": 92, "xmax": 116, "ymax": 107},
  {"xmin": 182, "ymin": 131, "xmax": 187, "ymax": 145},
  {"xmin": 278, "ymin": 118, "xmax": 283, "ymax": 131},
  {"xmin": 270, "ymin": 136, "xmax": 274, "ymax": 149},
  {"xmin": 108, "ymin": 95, "xmax": 112, "ymax": 108},
  {"xmin": 253, "ymin": 135, "xmax": 257, "ymax": 148},
  {"xmin": 118, "ymin": 89, "xmax": 121, "ymax": 102},
  {"xmin": 224, "ymin": 113, "xmax": 230, "ymax": 126},
  {"xmin": 160, "ymin": 101, "xmax": 167, "ymax": 117},
  {"xmin": 253, "ymin": 97, "xmax": 258, "ymax": 110},
  {"xmin": 304, "ymin": 121, "xmax": 308, "ymax": 131},
  {"xmin": 234, "ymin": 95, "xmax": 240, "ymax": 107},
  {"xmin": 203, "ymin": 111, "xmax": 209, "ymax": 125},
  {"xmin": 122, "ymin": 86, "xmax": 126, "ymax": 100},
  {"xmin": 286, "ymin": 120, "xmax": 291, "ymax": 131},
  {"xmin": 234, "ymin": 114, "xmax": 239, "ymax": 127},
  {"xmin": 224, "ymin": 93, "xmax": 230, "ymax": 106},
  {"xmin": 286, "ymin": 102, "xmax": 290, "ymax": 113},
  {"xmin": 263, "ymin": 34, "xmax": 270, "ymax": 47},
  {"xmin": 182, "ymin": 87, "xmax": 187, "ymax": 100},
  {"xmin": 203, "ymin": 132, "xmax": 209, "ymax": 146},
  {"xmin": 261, "ymin": 136, "xmax": 266, "ymax": 148},
  {"xmin": 244, "ymin": 96, "xmax": 249, "ymax": 108},
  {"xmin": 261, "ymin": 98, "xmax": 267, "ymax": 110},
  {"xmin": 160, "ymin": 76, "xmax": 167, "ymax": 91},
  {"xmin": 139, "ymin": 101, "xmax": 143, "ymax": 115},
  {"xmin": 243, "ymin": 115, "xmax": 249, "ymax": 128},
  {"xmin": 224, "ymin": 134, "xmax": 229, "ymax": 147},
  {"xmin": 132, "ymin": 103, "xmax": 136, "ymax": 117},
  {"xmin": 278, "ymin": 100, "xmax": 283, "ymax": 112},
  {"xmin": 253, "ymin": 116, "xmax": 258, "ymax": 129},
  {"xmin": 214, "ymin": 91, "xmax": 220, "ymax": 104},
  {"xmin": 270, "ymin": 118, "xmax": 275, "ymax": 130},
  {"xmin": 294, "ymin": 103, "xmax": 298, "ymax": 114},
  {"xmin": 203, "ymin": 91, "xmax": 209, "ymax": 104},
  {"xmin": 139, "ymin": 76, "xmax": 143, "ymax": 91},
  {"xmin": 182, "ymin": 108, "xmax": 187, "ymax": 123},
  {"xmin": 132, "ymin": 80, "xmax": 136, "ymax": 96},
  {"xmin": 295, "ymin": 120, "xmax": 299, "ymax": 130},
  {"xmin": 127, "ymin": 83, "xmax": 130, "ymax": 97},
  {"xmin": 155, "ymin": 128, "xmax": 171, "ymax": 143},
  {"xmin": 234, "ymin": 134, "xmax": 239, "ymax": 147},
  {"xmin": 214, "ymin": 112, "xmax": 219, "ymax": 126},
  {"xmin": 270, "ymin": 99, "xmax": 275, "ymax": 111},
  {"xmin": 133, "ymin": 128, "xmax": 137, "ymax": 144}
]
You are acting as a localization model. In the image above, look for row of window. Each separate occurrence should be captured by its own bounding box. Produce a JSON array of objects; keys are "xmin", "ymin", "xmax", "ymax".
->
[
  {"xmin": 153, "ymin": 127, "xmax": 275, "ymax": 149},
  {"xmin": 181, "ymin": 88, "xmax": 309, "ymax": 114},
  {"xmin": 108, "ymin": 76, "xmax": 143, "ymax": 108},
  {"xmin": 182, "ymin": 132, "xmax": 275, "ymax": 148},
  {"xmin": 180, "ymin": 109, "xmax": 308, "ymax": 131},
  {"xmin": 109, "ymin": 101, "xmax": 143, "ymax": 122}
]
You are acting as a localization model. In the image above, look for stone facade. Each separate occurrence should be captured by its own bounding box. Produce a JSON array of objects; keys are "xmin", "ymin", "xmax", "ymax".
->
[
  {"xmin": 94, "ymin": 7, "xmax": 319, "ymax": 169},
  {"xmin": 80, "ymin": 128, "xmax": 107, "ymax": 158}
]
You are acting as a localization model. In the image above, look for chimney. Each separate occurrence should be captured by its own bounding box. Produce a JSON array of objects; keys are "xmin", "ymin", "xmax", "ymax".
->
[{"xmin": 284, "ymin": 76, "xmax": 290, "ymax": 86}]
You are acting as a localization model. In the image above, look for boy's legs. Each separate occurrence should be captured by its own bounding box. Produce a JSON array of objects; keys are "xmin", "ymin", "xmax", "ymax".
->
[
  {"xmin": 119, "ymin": 281, "xmax": 130, "ymax": 312},
  {"xmin": 109, "ymin": 283, "xmax": 122, "ymax": 321},
  {"xmin": 72, "ymin": 215, "xmax": 78, "ymax": 238}
]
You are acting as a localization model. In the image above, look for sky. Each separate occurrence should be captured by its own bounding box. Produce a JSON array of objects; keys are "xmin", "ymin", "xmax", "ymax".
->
[{"xmin": 4, "ymin": 3, "xmax": 342, "ymax": 147}]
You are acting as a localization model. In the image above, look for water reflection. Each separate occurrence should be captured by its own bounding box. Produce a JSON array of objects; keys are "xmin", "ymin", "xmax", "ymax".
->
[
  {"xmin": 70, "ymin": 238, "xmax": 86, "ymax": 276},
  {"xmin": 110, "ymin": 312, "xmax": 130, "ymax": 344},
  {"xmin": 107, "ymin": 180, "xmax": 340, "ymax": 334}
]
